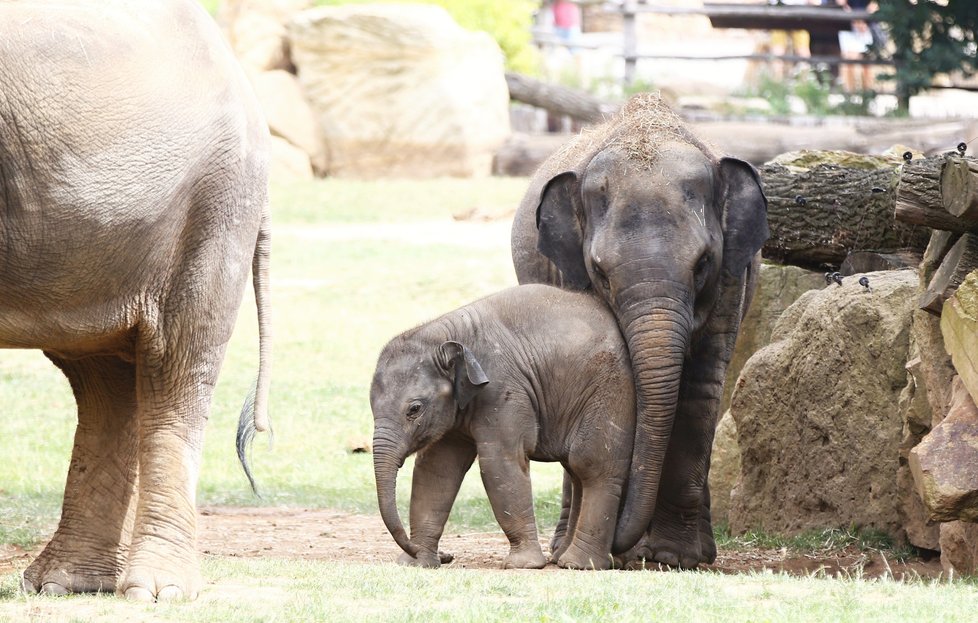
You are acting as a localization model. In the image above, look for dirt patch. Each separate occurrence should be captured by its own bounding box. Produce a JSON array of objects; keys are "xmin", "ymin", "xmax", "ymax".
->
[{"xmin": 2, "ymin": 506, "xmax": 944, "ymax": 580}]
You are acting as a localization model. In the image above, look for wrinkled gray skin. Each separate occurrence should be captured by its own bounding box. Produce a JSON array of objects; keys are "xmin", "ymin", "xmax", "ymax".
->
[
  {"xmin": 0, "ymin": 0, "xmax": 271, "ymax": 602},
  {"xmin": 511, "ymin": 138, "xmax": 767, "ymax": 569},
  {"xmin": 371, "ymin": 285, "xmax": 640, "ymax": 570}
]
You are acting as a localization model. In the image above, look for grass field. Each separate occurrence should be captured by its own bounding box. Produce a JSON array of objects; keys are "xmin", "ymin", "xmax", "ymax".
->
[{"xmin": 2, "ymin": 177, "xmax": 977, "ymax": 622}]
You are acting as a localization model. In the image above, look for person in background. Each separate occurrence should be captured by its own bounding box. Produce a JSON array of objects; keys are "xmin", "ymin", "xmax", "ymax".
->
[
  {"xmin": 768, "ymin": 0, "xmax": 820, "ymax": 78},
  {"xmin": 552, "ymin": 0, "xmax": 582, "ymax": 45},
  {"xmin": 838, "ymin": 0, "xmax": 878, "ymax": 91}
]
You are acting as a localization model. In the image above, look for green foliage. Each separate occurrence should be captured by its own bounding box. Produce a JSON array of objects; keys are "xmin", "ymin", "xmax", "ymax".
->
[
  {"xmin": 744, "ymin": 71, "xmax": 874, "ymax": 117},
  {"xmin": 316, "ymin": 0, "xmax": 539, "ymax": 74},
  {"xmin": 197, "ymin": 0, "xmax": 220, "ymax": 14},
  {"xmin": 873, "ymin": 1, "xmax": 978, "ymax": 108}
]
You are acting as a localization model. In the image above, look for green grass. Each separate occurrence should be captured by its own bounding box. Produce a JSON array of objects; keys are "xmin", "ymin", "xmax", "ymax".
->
[
  {"xmin": 2, "ymin": 556, "xmax": 978, "ymax": 623},
  {"xmin": 3, "ymin": 176, "xmax": 976, "ymax": 621}
]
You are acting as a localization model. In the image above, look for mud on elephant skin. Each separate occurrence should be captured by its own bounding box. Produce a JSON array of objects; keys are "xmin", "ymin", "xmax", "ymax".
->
[
  {"xmin": 370, "ymin": 284, "xmax": 644, "ymax": 571},
  {"xmin": 0, "ymin": 0, "xmax": 271, "ymax": 601},
  {"xmin": 511, "ymin": 93, "xmax": 769, "ymax": 569}
]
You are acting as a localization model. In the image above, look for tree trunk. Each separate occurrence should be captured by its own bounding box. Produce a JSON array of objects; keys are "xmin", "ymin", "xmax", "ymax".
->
[
  {"xmin": 760, "ymin": 152, "xmax": 932, "ymax": 268},
  {"xmin": 505, "ymin": 72, "xmax": 616, "ymax": 123},
  {"xmin": 895, "ymin": 155, "xmax": 977, "ymax": 234}
]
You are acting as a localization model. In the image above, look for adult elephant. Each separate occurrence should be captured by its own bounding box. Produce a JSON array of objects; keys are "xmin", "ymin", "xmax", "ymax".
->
[
  {"xmin": 511, "ymin": 93, "xmax": 768, "ymax": 569},
  {"xmin": 0, "ymin": 0, "xmax": 271, "ymax": 601}
]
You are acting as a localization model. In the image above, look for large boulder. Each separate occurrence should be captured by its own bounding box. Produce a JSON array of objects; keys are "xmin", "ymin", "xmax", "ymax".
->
[
  {"xmin": 288, "ymin": 4, "xmax": 511, "ymax": 178},
  {"xmin": 721, "ymin": 263, "xmax": 825, "ymax": 413},
  {"xmin": 217, "ymin": 0, "xmax": 311, "ymax": 72},
  {"xmin": 729, "ymin": 270, "xmax": 917, "ymax": 538},
  {"xmin": 269, "ymin": 135, "xmax": 313, "ymax": 181},
  {"xmin": 249, "ymin": 69, "xmax": 328, "ymax": 175}
]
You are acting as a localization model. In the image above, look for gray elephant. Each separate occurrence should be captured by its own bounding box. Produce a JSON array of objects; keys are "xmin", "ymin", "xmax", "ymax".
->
[
  {"xmin": 1, "ymin": 0, "xmax": 271, "ymax": 601},
  {"xmin": 371, "ymin": 284, "xmax": 643, "ymax": 570},
  {"xmin": 511, "ymin": 93, "xmax": 768, "ymax": 569}
]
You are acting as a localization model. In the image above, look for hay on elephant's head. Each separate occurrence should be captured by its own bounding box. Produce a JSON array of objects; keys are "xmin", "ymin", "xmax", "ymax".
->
[{"xmin": 550, "ymin": 92, "xmax": 716, "ymax": 173}]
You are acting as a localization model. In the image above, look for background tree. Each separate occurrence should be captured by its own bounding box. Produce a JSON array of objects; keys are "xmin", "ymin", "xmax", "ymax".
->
[{"xmin": 873, "ymin": 0, "xmax": 978, "ymax": 111}]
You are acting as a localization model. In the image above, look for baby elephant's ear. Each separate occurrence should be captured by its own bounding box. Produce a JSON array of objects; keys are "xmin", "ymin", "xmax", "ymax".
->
[{"xmin": 440, "ymin": 341, "xmax": 489, "ymax": 409}]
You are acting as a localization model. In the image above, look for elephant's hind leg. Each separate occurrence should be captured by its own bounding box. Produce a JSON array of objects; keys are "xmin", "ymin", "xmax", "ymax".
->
[{"xmin": 23, "ymin": 354, "xmax": 139, "ymax": 595}]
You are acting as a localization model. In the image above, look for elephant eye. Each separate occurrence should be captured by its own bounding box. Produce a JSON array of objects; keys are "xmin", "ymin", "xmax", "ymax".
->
[
  {"xmin": 695, "ymin": 254, "xmax": 710, "ymax": 275},
  {"xmin": 405, "ymin": 401, "xmax": 424, "ymax": 421}
]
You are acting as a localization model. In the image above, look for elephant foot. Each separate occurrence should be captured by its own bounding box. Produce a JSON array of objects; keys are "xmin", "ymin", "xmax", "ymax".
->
[
  {"xmin": 23, "ymin": 540, "xmax": 124, "ymax": 595},
  {"xmin": 396, "ymin": 549, "xmax": 443, "ymax": 568},
  {"xmin": 503, "ymin": 545, "xmax": 547, "ymax": 570},
  {"xmin": 557, "ymin": 545, "xmax": 611, "ymax": 570},
  {"xmin": 646, "ymin": 538, "xmax": 704, "ymax": 570},
  {"xmin": 613, "ymin": 537, "xmax": 657, "ymax": 570},
  {"xmin": 119, "ymin": 548, "xmax": 202, "ymax": 602},
  {"xmin": 699, "ymin": 526, "xmax": 717, "ymax": 565}
]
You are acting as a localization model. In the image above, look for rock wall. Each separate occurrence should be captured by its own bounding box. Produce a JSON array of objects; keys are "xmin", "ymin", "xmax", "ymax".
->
[
  {"xmin": 729, "ymin": 270, "xmax": 917, "ymax": 538},
  {"xmin": 288, "ymin": 4, "xmax": 511, "ymax": 178}
]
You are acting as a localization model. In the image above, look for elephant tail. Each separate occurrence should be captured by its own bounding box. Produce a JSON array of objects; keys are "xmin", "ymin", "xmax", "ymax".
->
[{"xmin": 237, "ymin": 207, "xmax": 273, "ymax": 495}]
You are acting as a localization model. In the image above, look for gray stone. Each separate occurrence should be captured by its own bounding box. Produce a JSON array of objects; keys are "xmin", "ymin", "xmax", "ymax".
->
[{"xmin": 940, "ymin": 521, "xmax": 978, "ymax": 576}]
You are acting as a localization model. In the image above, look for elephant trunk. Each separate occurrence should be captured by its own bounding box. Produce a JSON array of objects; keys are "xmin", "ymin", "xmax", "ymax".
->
[
  {"xmin": 373, "ymin": 428, "xmax": 420, "ymax": 558},
  {"xmin": 612, "ymin": 290, "xmax": 692, "ymax": 553}
]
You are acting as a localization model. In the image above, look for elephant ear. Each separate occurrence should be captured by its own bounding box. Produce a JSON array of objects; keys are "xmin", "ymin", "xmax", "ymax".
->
[
  {"xmin": 439, "ymin": 341, "xmax": 489, "ymax": 409},
  {"xmin": 719, "ymin": 157, "xmax": 769, "ymax": 277},
  {"xmin": 535, "ymin": 171, "xmax": 591, "ymax": 290}
]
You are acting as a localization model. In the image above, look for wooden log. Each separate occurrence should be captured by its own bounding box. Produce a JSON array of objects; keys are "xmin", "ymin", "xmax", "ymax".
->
[
  {"xmin": 760, "ymin": 151, "xmax": 931, "ymax": 268},
  {"xmin": 504, "ymin": 72, "xmax": 616, "ymax": 123},
  {"xmin": 940, "ymin": 156, "xmax": 978, "ymax": 223},
  {"xmin": 919, "ymin": 233, "xmax": 978, "ymax": 315},
  {"xmin": 894, "ymin": 155, "xmax": 977, "ymax": 234}
]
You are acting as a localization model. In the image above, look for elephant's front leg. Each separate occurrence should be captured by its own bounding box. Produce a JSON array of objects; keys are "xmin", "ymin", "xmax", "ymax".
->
[
  {"xmin": 23, "ymin": 354, "xmax": 139, "ymax": 595},
  {"xmin": 477, "ymin": 442, "xmax": 547, "ymax": 570},
  {"xmin": 399, "ymin": 434, "xmax": 476, "ymax": 568}
]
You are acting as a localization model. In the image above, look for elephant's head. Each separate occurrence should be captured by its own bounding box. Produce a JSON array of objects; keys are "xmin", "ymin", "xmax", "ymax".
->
[
  {"xmin": 369, "ymin": 338, "xmax": 489, "ymax": 557},
  {"xmin": 533, "ymin": 140, "xmax": 768, "ymax": 549}
]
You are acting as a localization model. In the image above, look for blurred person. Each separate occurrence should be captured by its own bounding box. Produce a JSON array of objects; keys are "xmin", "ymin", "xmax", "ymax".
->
[
  {"xmin": 768, "ymin": 0, "xmax": 820, "ymax": 78},
  {"xmin": 838, "ymin": 0, "xmax": 877, "ymax": 91},
  {"xmin": 552, "ymin": 0, "xmax": 581, "ymax": 44}
]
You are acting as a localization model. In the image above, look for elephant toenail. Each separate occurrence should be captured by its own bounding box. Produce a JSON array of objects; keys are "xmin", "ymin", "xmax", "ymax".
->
[
  {"xmin": 157, "ymin": 585, "xmax": 185, "ymax": 602},
  {"xmin": 124, "ymin": 586, "xmax": 156, "ymax": 602},
  {"xmin": 40, "ymin": 582, "xmax": 69, "ymax": 596}
]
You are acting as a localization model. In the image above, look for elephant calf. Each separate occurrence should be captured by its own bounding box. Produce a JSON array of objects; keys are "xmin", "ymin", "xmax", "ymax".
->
[{"xmin": 370, "ymin": 284, "xmax": 640, "ymax": 570}]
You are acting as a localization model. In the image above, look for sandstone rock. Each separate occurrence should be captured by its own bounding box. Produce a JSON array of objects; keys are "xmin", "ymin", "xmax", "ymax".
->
[
  {"xmin": 897, "ymin": 351, "xmax": 941, "ymax": 550},
  {"xmin": 250, "ymin": 70, "xmax": 328, "ymax": 175},
  {"xmin": 217, "ymin": 0, "xmax": 311, "ymax": 72},
  {"xmin": 940, "ymin": 521, "xmax": 978, "ymax": 575},
  {"xmin": 709, "ymin": 410, "xmax": 741, "ymax": 525},
  {"xmin": 729, "ymin": 270, "xmax": 917, "ymax": 538},
  {"xmin": 941, "ymin": 270, "xmax": 978, "ymax": 406},
  {"xmin": 909, "ymin": 377, "xmax": 978, "ymax": 523},
  {"xmin": 288, "ymin": 4, "xmax": 511, "ymax": 178},
  {"xmin": 269, "ymin": 135, "xmax": 313, "ymax": 181},
  {"xmin": 721, "ymin": 263, "xmax": 825, "ymax": 413}
]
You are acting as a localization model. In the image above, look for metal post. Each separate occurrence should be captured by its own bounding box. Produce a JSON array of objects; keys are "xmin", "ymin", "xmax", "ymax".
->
[{"xmin": 622, "ymin": 0, "xmax": 637, "ymax": 87}]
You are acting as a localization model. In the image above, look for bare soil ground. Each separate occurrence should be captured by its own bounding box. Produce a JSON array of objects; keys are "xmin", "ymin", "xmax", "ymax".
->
[{"xmin": 2, "ymin": 506, "xmax": 943, "ymax": 580}]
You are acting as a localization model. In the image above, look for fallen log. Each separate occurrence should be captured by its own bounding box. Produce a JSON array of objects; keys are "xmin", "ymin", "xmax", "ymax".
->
[
  {"xmin": 760, "ymin": 150, "xmax": 931, "ymax": 268},
  {"xmin": 941, "ymin": 155, "xmax": 978, "ymax": 224},
  {"xmin": 504, "ymin": 72, "xmax": 616, "ymax": 123},
  {"xmin": 894, "ymin": 155, "xmax": 978, "ymax": 234}
]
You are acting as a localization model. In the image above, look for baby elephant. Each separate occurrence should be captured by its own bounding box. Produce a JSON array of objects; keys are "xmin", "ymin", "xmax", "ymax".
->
[{"xmin": 370, "ymin": 284, "xmax": 639, "ymax": 570}]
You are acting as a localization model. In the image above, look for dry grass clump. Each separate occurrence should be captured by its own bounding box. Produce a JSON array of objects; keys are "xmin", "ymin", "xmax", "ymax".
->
[{"xmin": 548, "ymin": 92, "xmax": 716, "ymax": 174}]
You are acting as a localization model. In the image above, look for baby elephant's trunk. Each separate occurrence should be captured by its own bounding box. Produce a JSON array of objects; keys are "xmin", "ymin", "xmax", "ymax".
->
[{"xmin": 372, "ymin": 431, "xmax": 420, "ymax": 558}]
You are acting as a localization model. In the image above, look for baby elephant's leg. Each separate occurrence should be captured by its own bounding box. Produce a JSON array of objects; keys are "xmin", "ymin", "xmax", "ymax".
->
[
  {"xmin": 557, "ymin": 416, "xmax": 631, "ymax": 570},
  {"xmin": 477, "ymin": 445, "xmax": 546, "ymax": 570}
]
